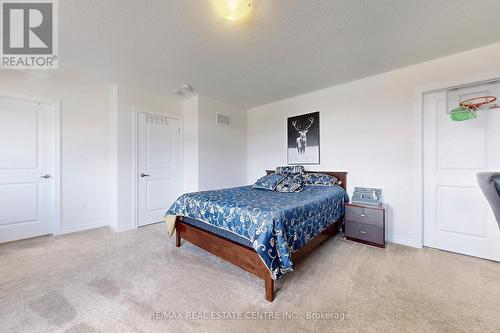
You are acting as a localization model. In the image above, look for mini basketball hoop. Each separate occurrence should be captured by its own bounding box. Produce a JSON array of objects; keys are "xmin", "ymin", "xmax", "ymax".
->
[
  {"xmin": 450, "ymin": 95, "xmax": 499, "ymax": 121},
  {"xmin": 460, "ymin": 96, "xmax": 498, "ymax": 111}
]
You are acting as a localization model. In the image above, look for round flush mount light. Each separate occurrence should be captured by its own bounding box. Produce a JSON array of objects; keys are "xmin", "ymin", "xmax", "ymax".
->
[{"xmin": 212, "ymin": 0, "xmax": 252, "ymax": 21}]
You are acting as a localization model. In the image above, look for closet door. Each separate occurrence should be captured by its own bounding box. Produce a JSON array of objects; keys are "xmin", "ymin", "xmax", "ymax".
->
[
  {"xmin": 0, "ymin": 95, "xmax": 57, "ymax": 243},
  {"xmin": 137, "ymin": 112, "xmax": 180, "ymax": 227},
  {"xmin": 423, "ymin": 83, "xmax": 500, "ymax": 261}
]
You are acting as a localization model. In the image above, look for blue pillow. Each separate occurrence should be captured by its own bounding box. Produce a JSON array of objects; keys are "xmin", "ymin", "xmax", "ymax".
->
[
  {"xmin": 253, "ymin": 174, "xmax": 286, "ymax": 191},
  {"xmin": 304, "ymin": 173, "xmax": 340, "ymax": 186},
  {"xmin": 275, "ymin": 165, "xmax": 305, "ymax": 176},
  {"xmin": 276, "ymin": 174, "xmax": 305, "ymax": 193}
]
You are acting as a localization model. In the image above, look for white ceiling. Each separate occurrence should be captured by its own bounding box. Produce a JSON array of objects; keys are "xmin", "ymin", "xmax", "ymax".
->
[{"xmin": 60, "ymin": 0, "xmax": 500, "ymax": 108}]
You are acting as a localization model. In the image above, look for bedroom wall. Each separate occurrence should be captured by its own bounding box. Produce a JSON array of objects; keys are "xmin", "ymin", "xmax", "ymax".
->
[
  {"xmin": 198, "ymin": 96, "xmax": 247, "ymax": 190},
  {"xmin": 182, "ymin": 95, "xmax": 200, "ymax": 193},
  {"xmin": 246, "ymin": 42, "xmax": 500, "ymax": 247},
  {"xmin": 0, "ymin": 71, "xmax": 112, "ymax": 233},
  {"xmin": 181, "ymin": 95, "xmax": 247, "ymax": 192}
]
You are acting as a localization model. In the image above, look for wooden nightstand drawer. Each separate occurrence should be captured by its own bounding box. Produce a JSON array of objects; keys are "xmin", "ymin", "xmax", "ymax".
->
[
  {"xmin": 344, "ymin": 202, "xmax": 386, "ymax": 248},
  {"xmin": 345, "ymin": 221, "xmax": 384, "ymax": 246},
  {"xmin": 345, "ymin": 205, "xmax": 383, "ymax": 227}
]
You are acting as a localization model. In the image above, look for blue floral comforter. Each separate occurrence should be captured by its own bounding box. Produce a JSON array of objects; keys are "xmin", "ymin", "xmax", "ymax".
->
[{"xmin": 166, "ymin": 185, "xmax": 349, "ymax": 280}]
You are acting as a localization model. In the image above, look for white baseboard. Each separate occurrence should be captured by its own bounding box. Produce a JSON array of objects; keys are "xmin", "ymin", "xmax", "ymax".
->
[
  {"xmin": 111, "ymin": 224, "xmax": 136, "ymax": 232},
  {"xmin": 59, "ymin": 220, "xmax": 109, "ymax": 235},
  {"xmin": 387, "ymin": 234, "xmax": 420, "ymax": 248}
]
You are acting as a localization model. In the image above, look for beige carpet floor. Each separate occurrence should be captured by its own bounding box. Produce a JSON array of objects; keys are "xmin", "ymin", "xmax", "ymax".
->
[{"xmin": 1, "ymin": 223, "xmax": 500, "ymax": 333}]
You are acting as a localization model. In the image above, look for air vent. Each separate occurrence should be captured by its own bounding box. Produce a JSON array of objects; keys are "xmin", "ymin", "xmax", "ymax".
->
[{"xmin": 216, "ymin": 113, "xmax": 231, "ymax": 126}]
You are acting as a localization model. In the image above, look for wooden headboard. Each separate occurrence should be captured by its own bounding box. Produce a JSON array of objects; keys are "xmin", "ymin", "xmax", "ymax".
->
[{"xmin": 265, "ymin": 170, "xmax": 347, "ymax": 191}]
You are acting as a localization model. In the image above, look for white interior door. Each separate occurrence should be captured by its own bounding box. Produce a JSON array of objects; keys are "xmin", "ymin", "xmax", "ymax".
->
[
  {"xmin": 137, "ymin": 112, "xmax": 180, "ymax": 227},
  {"xmin": 0, "ymin": 95, "xmax": 57, "ymax": 243},
  {"xmin": 423, "ymin": 83, "xmax": 500, "ymax": 261}
]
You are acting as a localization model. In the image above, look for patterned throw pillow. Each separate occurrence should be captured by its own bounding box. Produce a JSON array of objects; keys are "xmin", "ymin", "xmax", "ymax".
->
[
  {"xmin": 304, "ymin": 173, "xmax": 340, "ymax": 186},
  {"xmin": 276, "ymin": 174, "xmax": 305, "ymax": 193},
  {"xmin": 275, "ymin": 165, "xmax": 305, "ymax": 176},
  {"xmin": 253, "ymin": 174, "xmax": 286, "ymax": 191}
]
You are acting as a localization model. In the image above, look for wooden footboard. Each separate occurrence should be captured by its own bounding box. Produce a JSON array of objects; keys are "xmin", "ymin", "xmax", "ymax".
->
[{"xmin": 175, "ymin": 216, "xmax": 339, "ymax": 302}]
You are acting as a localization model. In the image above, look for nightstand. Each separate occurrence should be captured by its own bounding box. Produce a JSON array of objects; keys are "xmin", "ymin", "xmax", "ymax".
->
[{"xmin": 344, "ymin": 203, "xmax": 386, "ymax": 248}]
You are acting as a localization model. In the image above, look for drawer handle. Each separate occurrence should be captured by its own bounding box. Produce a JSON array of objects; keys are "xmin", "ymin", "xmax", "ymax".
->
[
  {"xmin": 359, "ymin": 214, "xmax": 367, "ymax": 217},
  {"xmin": 359, "ymin": 230, "xmax": 367, "ymax": 234}
]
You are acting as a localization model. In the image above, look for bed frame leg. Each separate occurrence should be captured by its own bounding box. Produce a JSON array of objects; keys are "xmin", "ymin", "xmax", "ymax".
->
[
  {"xmin": 176, "ymin": 229, "xmax": 181, "ymax": 248},
  {"xmin": 264, "ymin": 275, "xmax": 274, "ymax": 302}
]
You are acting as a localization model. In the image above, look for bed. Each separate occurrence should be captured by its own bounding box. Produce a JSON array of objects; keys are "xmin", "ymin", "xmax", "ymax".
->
[{"xmin": 166, "ymin": 170, "xmax": 348, "ymax": 301}]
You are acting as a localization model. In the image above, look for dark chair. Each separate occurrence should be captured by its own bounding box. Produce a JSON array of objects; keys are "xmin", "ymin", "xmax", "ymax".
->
[{"xmin": 477, "ymin": 172, "xmax": 500, "ymax": 230}]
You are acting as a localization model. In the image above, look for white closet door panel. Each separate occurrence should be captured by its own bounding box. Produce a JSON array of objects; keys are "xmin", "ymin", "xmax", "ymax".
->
[
  {"xmin": 0, "ymin": 96, "xmax": 56, "ymax": 243},
  {"xmin": 423, "ymin": 84, "xmax": 500, "ymax": 261},
  {"xmin": 137, "ymin": 112, "xmax": 180, "ymax": 227}
]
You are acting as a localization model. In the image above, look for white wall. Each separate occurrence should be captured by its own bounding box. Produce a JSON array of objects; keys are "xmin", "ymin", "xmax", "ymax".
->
[
  {"xmin": 0, "ymin": 72, "xmax": 112, "ymax": 233},
  {"xmin": 246, "ymin": 42, "xmax": 500, "ymax": 247},
  {"xmin": 181, "ymin": 95, "xmax": 247, "ymax": 192},
  {"xmin": 182, "ymin": 95, "xmax": 200, "ymax": 193},
  {"xmin": 111, "ymin": 85, "xmax": 183, "ymax": 231},
  {"xmin": 198, "ymin": 96, "xmax": 246, "ymax": 190}
]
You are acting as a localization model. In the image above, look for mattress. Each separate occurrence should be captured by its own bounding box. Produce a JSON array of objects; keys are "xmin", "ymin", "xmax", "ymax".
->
[{"xmin": 180, "ymin": 216, "xmax": 253, "ymax": 247}]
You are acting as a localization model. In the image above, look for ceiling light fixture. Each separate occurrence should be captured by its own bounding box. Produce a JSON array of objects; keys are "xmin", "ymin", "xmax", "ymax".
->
[{"xmin": 212, "ymin": 0, "xmax": 252, "ymax": 21}]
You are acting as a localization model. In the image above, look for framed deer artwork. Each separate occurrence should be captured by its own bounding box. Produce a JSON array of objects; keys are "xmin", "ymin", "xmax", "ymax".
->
[{"xmin": 287, "ymin": 111, "xmax": 320, "ymax": 165}]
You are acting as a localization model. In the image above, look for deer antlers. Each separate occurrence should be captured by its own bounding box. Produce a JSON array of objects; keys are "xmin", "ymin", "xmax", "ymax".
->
[
  {"xmin": 292, "ymin": 117, "xmax": 314, "ymax": 132},
  {"xmin": 303, "ymin": 117, "xmax": 314, "ymax": 131}
]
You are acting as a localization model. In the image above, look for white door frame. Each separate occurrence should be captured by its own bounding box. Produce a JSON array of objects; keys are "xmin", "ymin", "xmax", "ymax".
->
[
  {"xmin": 0, "ymin": 90, "xmax": 61, "ymax": 236},
  {"xmin": 415, "ymin": 72, "xmax": 500, "ymax": 248},
  {"xmin": 132, "ymin": 107, "xmax": 182, "ymax": 229}
]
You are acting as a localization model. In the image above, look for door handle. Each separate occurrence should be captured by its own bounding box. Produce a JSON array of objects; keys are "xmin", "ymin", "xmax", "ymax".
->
[
  {"xmin": 40, "ymin": 174, "xmax": 51, "ymax": 179},
  {"xmin": 140, "ymin": 173, "xmax": 150, "ymax": 177}
]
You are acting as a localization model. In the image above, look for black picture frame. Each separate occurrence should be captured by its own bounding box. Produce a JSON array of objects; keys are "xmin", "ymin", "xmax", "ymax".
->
[{"xmin": 287, "ymin": 111, "xmax": 320, "ymax": 165}]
